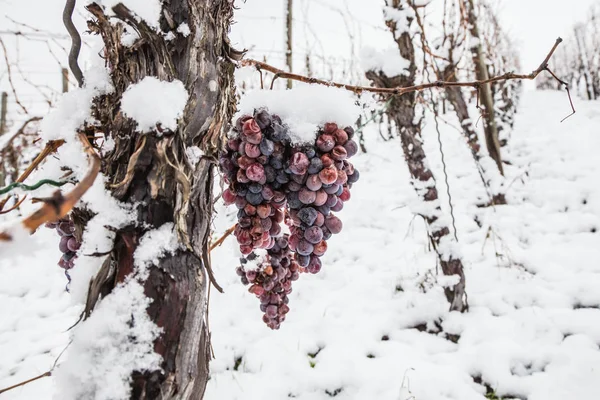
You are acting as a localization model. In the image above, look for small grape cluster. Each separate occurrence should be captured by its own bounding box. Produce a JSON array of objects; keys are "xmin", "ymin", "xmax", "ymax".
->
[
  {"xmin": 219, "ymin": 109, "xmax": 359, "ymax": 329},
  {"xmin": 236, "ymin": 235, "xmax": 298, "ymax": 329},
  {"xmin": 46, "ymin": 216, "xmax": 81, "ymax": 287},
  {"xmin": 285, "ymin": 123, "xmax": 359, "ymax": 273}
]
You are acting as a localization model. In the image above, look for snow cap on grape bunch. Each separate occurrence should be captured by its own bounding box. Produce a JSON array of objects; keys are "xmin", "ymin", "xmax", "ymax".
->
[{"xmin": 219, "ymin": 106, "xmax": 360, "ymax": 329}]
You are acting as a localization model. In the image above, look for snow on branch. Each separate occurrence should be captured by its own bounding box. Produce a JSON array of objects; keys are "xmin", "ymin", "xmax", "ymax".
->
[{"xmin": 241, "ymin": 38, "xmax": 574, "ymax": 120}]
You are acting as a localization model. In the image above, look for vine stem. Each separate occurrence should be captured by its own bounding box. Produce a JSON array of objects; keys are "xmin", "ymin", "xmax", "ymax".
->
[{"xmin": 241, "ymin": 38, "xmax": 566, "ymax": 97}]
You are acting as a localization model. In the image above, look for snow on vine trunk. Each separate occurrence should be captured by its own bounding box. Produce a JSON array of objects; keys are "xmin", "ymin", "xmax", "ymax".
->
[{"xmin": 365, "ymin": 0, "xmax": 467, "ymax": 312}]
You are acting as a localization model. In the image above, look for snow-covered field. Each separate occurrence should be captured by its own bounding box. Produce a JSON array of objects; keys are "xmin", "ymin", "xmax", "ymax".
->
[
  {"xmin": 203, "ymin": 90, "xmax": 600, "ymax": 400},
  {"xmin": 4, "ymin": 89, "xmax": 596, "ymax": 400},
  {"xmin": 1, "ymin": 77, "xmax": 600, "ymax": 400},
  {"xmin": 1, "ymin": 1, "xmax": 600, "ymax": 399}
]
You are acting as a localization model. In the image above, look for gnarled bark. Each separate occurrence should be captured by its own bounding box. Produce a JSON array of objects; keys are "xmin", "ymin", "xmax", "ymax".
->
[{"xmin": 80, "ymin": 1, "xmax": 239, "ymax": 398}]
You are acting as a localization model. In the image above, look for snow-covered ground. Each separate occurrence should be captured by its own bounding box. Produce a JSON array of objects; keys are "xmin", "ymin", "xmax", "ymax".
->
[
  {"xmin": 204, "ymin": 90, "xmax": 600, "ymax": 400},
  {"xmin": 1, "ymin": 87, "xmax": 599, "ymax": 400}
]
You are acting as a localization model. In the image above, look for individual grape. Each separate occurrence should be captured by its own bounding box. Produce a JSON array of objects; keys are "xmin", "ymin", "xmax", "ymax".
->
[
  {"xmin": 59, "ymin": 236, "xmax": 70, "ymax": 253},
  {"xmin": 326, "ymin": 194, "xmax": 338, "ymax": 208},
  {"xmin": 296, "ymin": 240, "xmax": 314, "ymax": 256},
  {"xmin": 323, "ymin": 122, "xmax": 338, "ymax": 135},
  {"xmin": 246, "ymin": 163, "xmax": 265, "ymax": 182},
  {"xmin": 339, "ymin": 186, "xmax": 351, "ymax": 202},
  {"xmin": 298, "ymin": 188, "xmax": 316, "ymax": 205},
  {"xmin": 242, "ymin": 118, "xmax": 261, "ymax": 136},
  {"xmin": 260, "ymin": 139, "xmax": 275, "ymax": 156},
  {"xmin": 344, "ymin": 139, "xmax": 358, "ymax": 157},
  {"xmin": 348, "ymin": 169, "xmax": 360, "ymax": 184},
  {"xmin": 255, "ymin": 109, "xmax": 272, "ymax": 130},
  {"xmin": 248, "ymin": 183, "xmax": 263, "ymax": 194},
  {"xmin": 344, "ymin": 126, "xmax": 355, "ymax": 139},
  {"xmin": 222, "ymin": 188, "xmax": 237, "ymax": 205},
  {"xmin": 306, "ymin": 175, "xmax": 322, "ymax": 191},
  {"xmin": 319, "ymin": 166, "xmax": 338, "ymax": 185},
  {"xmin": 289, "ymin": 152, "xmax": 310, "ymax": 175},
  {"xmin": 313, "ymin": 240, "xmax": 327, "ymax": 256},
  {"xmin": 331, "ymin": 145, "xmax": 348, "ymax": 161},
  {"xmin": 316, "ymin": 134, "xmax": 335, "ymax": 152},
  {"xmin": 325, "ymin": 214, "xmax": 343, "ymax": 234},
  {"xmin": 333, "ymin": 129, "xmax": 348, "ymax": 145},
  {"xmin": 308, "ymin": 157, "xmax": 323, "ymax": 174},
  {"xmin": 313, "ymin": 190, "xmax": 328, "ymax": 207},
  {"xmin": 306, "ymin": 256, "xmax": 322, "ymax": 274},
  {"xmin": 297, "ymin": 207, "xmax": 318, "ymax": 226},
  {"xmin": 331, "ymin": 199, "xmax": 344, "ymax": 212},
  {"xmin": 304, "ymin": 226, "xmax": 323, "ymax": 244}
]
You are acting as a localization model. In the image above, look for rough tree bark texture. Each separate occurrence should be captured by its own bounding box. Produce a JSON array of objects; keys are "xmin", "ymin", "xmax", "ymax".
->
[
  {"xmin": 82, "ymin": 1, "xmax": 239, "ymax": 398},
  {"xmin": 367, "ymin": 0, "xmax": 467, "ymax": 312},
  {"xmin": 464, "ymin": 0, "xmax": 504, "ymax": 176}
]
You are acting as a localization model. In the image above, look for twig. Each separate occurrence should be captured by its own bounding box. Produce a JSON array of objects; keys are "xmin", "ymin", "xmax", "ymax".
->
[
  {"xmin": 0, "ymin": 134, "xmax": 99, "ymax": 240},
  {"xmin": 0, "ymin": 116, "xmax": 42, "ymax": 153},
  {"xmin": 0, "ymin": 37, "xmax": 28, "ymax": 114},
  {"xmin": 209, "ymin": 224, "xmax": 236, "ymax": 252},
  {"xmin": 241, "ymin": 38, "xmax": 566, "ymax": 96},
  {"xmin": 544, "ymin": 67, "xmax": 576, "ymax": 122},
  {"xmin": 0, "ymin": 195, "xmax": 27, "ymax": 214},
  {"xmin": 63, "ymin": 0, "xmax": 84, "ymax": 87},
  {"xmin": 0, "ymin": 340, "xmax": 71, "ymax": 395},
  {"xmin": 0, "ymin": 139, "xmax": 65, "ymax": 212},
  {"xmin": 0, "ymin": 371, "xmax": 51, "ymax": 395}
]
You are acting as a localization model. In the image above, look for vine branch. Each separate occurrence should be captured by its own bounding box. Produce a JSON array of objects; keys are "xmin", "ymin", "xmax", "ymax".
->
[{"xmin": 242, "ymin": 37, "xmax": 567, "ymax": 97}]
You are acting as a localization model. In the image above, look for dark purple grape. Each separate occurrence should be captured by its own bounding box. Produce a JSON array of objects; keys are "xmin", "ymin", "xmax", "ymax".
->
[
  {"xmin": 308, "ymin": 157, "xmax": 323, "ymax": 174},
  {"xmin": 255, "ymin": 109, "xmax": 272, "ymax": 130},
  {"xmin": 296, "ymin": 240, "xmax": 314, "ymax": 256},
  {"xmin": 289, "ymin": 152, "xmax": 309, "ymax": 175},
  {"xmin": 304, "ymin": 226, "xmax": 323, "ymax": 244},
  {"xmin": 348, "ymin": 169, "xmax": 360, "ymax": 183},
  {"xmin": 297, "ymin": 207, "xmax": 318, "ymax": 226},
  {"xmin": 248, "ymin": 183, "xmax": 263, "ymax": 194},
  {"xmin": 325, "ymin": 215, "xmax": 343, "ymax": 234},
  {"xmin": 246, "ymin": 192, "xmax": 264, "ymax": 206},
  {"xmin": 260, "ymin": 139, "xmax": 275, "ymax": 156},
  {"xmin": 298, "ymin": 188, "xmax": 316, "ymax": 205},
  {"xmin": 344, "ymin": 126, "xmax": 355, "ymax": 139},
  {"xmin": 59, "ymin": 236, "xmax": 70, "ymax": 253},
  {"xmin": 344, "ymin": 140, "xmax": 358, "ymax": 157},
  {"xmin": 306, "ymin": 175, "xmax": 322, "ymax": 191}
]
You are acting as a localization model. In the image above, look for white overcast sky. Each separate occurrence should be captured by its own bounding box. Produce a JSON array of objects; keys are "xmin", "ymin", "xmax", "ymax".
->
[{"xmin": 0, "ymin": 0, "xmax": 597, "ymax": 124}]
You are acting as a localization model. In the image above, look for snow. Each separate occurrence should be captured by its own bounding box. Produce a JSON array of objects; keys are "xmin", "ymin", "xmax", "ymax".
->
[
  {"xmin": 177, "ymin": 22, "xmax": 191, "ymax": 37},
  {"xmin": 203, "ymin": 91, "xmax": 600, "ymax": 400},
  {"xmin": 237, "ymin": 85, "xmax": 361, "ymax": 145},
  {"xmin": 133, "ymin": 222, "xmax": 180, "ymax": 276},
  {"xmin": 53, "ymin": 279, "xmax": 162, "ymax": 400},
  {"xmin": 90, "ymin": 0, "xmax": 163, "ymax": 29},
  {"xmin": 120, "ymin": 77, "xmax": 189, "ymax": 133},
  {"xmin": 53, "ymin": 224, "xmax": 179, "ymax": 400},
  {"xmin": 361, "ymin": 46, "xmax": 411, "ymax": 77},
  {"xmin": 185, "ymin": 146, "xmax": 204, "ymax": 167}
]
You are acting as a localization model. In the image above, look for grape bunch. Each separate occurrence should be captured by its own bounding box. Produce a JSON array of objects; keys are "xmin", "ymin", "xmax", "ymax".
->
[
  {"xmin": 219, "ymin": 110, "xmax": 360, "ymax": 329},
  {"xmin": 285, "ymin": 123, "xmax": 359, "ymax": 273},
  {"xmin": 219, "ymin": 110, "xmax": 291, "ymax": 256},
  {"xmin": 236, "ymin": 234, "xmax": 299, "ymax": 329},
  {"xmin": 46, "ymin": 216, "xmax": 81, "ymax": 287}
]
